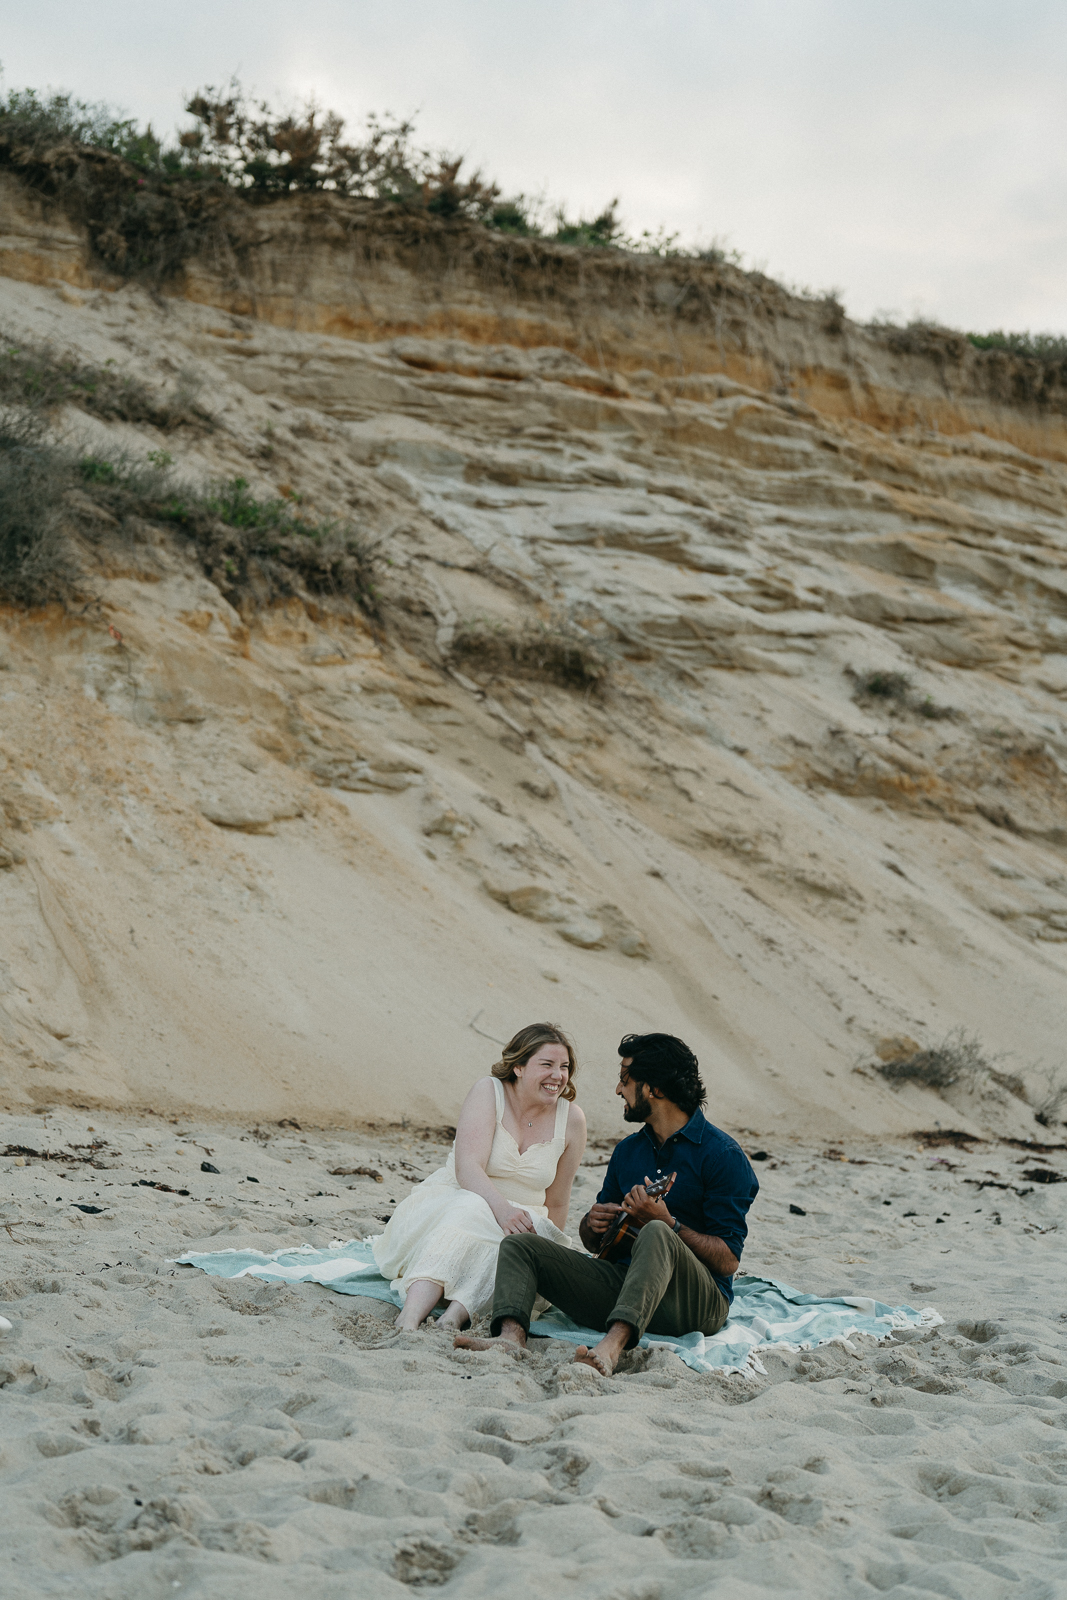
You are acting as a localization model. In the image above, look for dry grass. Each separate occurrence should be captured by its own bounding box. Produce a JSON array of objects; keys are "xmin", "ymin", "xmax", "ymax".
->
[
  {"xmin": 0, "ymin": 330, "xmax": 211, "ymax": 430},
  {"xmin": 877, "ymin": 1030, "xmax": 993, "ymax": 1092},
  {"xmin": 0, "ymin": 439, "xmax": 379, "ymax": 615},
  {"xmin": 849, "ymin": 668, "xmax": 957, "ymax": 721},
  {"xmin": 0, "ymin": 437, "xmax": 77, "ymax": 604},
  {"xmin": 83, "ymin": 465, "xmax": 381, "ymax": 617},
  {"xmin": 877, "ymin": 1031, "xmax": 1036, "ymax": 1115},
  {"xmin": 450, "ymin": 619, "xmax": 609, "ymax": 693},
  {"xmin": 1029, "ymin": 1065, "xmax": 1067, "ymax": 1129}
]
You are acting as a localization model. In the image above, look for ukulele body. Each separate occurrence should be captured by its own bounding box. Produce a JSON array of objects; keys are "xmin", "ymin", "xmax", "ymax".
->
[{"xmin": 594, "ymin": 1172, "xmax": 675, "ymax": 1261}]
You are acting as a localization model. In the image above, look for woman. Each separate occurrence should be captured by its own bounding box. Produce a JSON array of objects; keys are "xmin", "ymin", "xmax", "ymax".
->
[{"xmin": 372, "ymin": 1022, "xmax": 587, "ymax": 1331}]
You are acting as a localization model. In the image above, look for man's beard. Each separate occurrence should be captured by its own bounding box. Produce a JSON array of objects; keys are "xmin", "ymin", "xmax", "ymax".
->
[{"xmin": 622, "ymin": 1086, "xmax": 653, "ymax": 1122}]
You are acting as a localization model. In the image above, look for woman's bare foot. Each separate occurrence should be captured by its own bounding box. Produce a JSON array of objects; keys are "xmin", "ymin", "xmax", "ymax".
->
[
  {"xmin": 573, "ymin": 1322, "xmax": 632, "ymax": 1377},
  {"xmin": 454, "ymin": 1317, "xmax": 528, "ymax": 1354},
  {"xmin": 437, "ymin": 1299, "xmax": 471, "ymax": 1331},
  {"xmin": 395, "ymin": 1278, "xmax": 445, "ymax": 1332}
]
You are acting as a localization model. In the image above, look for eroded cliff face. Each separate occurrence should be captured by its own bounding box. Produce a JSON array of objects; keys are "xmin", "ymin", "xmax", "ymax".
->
[{"xmin": 1, "ymin": 177, "xmax": 1066, "ymax": 1136}]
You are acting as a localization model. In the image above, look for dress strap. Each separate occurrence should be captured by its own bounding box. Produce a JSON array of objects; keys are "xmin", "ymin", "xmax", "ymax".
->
[
  {"xmin": 553, "ymin": 1093, "xmax": 570, "ymax": 1141},
  {"xmin": 491, "ymin": 1076, "xmax": 506, "ymax": 1123}
]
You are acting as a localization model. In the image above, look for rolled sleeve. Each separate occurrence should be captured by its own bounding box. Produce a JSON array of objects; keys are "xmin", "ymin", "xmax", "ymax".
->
[{"xmin": 701, "ymin": 1149, "xmax": 759, "ymax": 1261}]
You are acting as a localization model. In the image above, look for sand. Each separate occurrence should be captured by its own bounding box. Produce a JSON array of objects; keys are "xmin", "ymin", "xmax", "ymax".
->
[
  {"xmin": 3, "ymin": 162, "xmax": 1067, "ymax": 1597},
  {"xmin": 1, "ymin": 259, "xmax": 1067, "ymax": 1143},
  {"xmin": 2, "ymin": 1106, "xmax": 1065, "ymax": 1598}
]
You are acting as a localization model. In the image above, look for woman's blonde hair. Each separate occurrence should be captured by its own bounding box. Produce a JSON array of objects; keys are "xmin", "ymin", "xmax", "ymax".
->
[{"xmin": 491, "ymin": 1022, "xmax": 577, "ymax": 1102}]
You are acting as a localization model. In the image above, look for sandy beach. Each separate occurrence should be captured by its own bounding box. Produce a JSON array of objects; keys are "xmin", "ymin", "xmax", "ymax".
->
[
  {"xmin": 2, "ymin": 124, "xmax": 1067, "ymax": 1600},
  {"xmin": 2, "ymin": 1106, "xmax": 1064, "ymax": 1598}
]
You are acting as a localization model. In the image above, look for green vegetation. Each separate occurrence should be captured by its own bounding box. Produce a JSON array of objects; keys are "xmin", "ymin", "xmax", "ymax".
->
[
  {"xmin": 871, "ymin": 319, "xmax": 1067, "ymax": 372},
  {"xmin": 0, "ymin": 434, "xmax": 76, "ymax": 605},
  {"xmin": 450, "ymin": 619, "xmax": 609, "ymax": 693},
  {"xmin": 0, "ymin": 438, "xmax": 379, "ymax": 613},
  {"xmin": 852, "ymin": 669, "xmax": 911, "ymax": 702},
  {"xmin": 0, "ymin": 335, "xmax": 377, "ymax": 611},
  {"xmin": 550, "ymin": 201, "xmax": 624, "ymax": 249},
  {"xmin": 966, "ymin": 330, "xmax": 1067, "ymax": 364},
  {"xmin": 849, "ymin": 668, "xmax": 957, "ymax": 721},
  {"xmin": 0, "ymin": 86, "xmax": 166, "ymax": 168},
  {"xmin": 0, "ymin": 329, "xmax": 210, "ymax": 428},
  {"xmin": 0, "ymin": 78, "xmax": 633, "ymax": 257},
  {"xmin": 84, "ymin": 461, "xmax": 380, "ymax": 616}
]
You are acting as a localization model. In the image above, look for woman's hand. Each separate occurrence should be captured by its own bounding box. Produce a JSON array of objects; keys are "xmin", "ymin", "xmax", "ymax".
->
[{"xmin": 496, "ymin": 1204, "xmax": 537, "ymax": 1236}]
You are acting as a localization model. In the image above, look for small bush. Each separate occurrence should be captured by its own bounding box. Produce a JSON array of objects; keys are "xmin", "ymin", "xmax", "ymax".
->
[
  {"xmin": 551, "ymin": 200, "xmax": 624, "ymax": 250},
  {"xmin": 0, "ymin": 87, "xmax": 160, "ymax": 165},
  {"xmin": 876, "ymin": 1030, "xmax": 1003, "ymax": 1095},
  {"xmin": 849, "ymin": 667, "xmax": 957, "ymax": 721},
  {"xmin": 0, "ymin": 331, "xmax": 210, "ymax": 430},
  {"xmin": 1029, "ymin": 1065, "xmax": 1067, "ymax": 1128},
  {"xmin": 917, "ymin": 694, "xmax": 956, "ymax": 721},
  {"xmin": 451, "ymin": 619, "xmax": 609, "ymax": 692},
  {"xmin": 967, "ymin": 330, "xmax": 1067, "ymax": 365},
  {"xmin": 80, "ymin": 462, "xmax": 380, "ymax": 616},
  {"xmin": 0, "ymin": 438, "xmax": 76, "ymax": 603},
  {"xmin": 853, "ymin": 669, "xmax": 912, "ymax": 702}
]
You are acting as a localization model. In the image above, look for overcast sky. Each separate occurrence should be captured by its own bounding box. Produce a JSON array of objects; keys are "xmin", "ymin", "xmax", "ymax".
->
[{"xmin": 5, "ymin": 1, "xmax": 1066, "ymax": 332}]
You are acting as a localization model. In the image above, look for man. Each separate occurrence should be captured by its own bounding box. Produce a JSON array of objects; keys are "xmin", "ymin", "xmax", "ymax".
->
[{"xmin": 455, "ymin": 1032, "xmax": 759, "ymax": 1376}]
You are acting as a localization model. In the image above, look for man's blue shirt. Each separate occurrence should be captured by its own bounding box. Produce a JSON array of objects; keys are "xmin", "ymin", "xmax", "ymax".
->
[{"xmin": 595, "ymin": 1110, "xmax": 758, "ymax": 1303}]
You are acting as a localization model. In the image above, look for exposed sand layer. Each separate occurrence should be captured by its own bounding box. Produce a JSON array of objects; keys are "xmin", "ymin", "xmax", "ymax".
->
[
  {"xmin": 2, "ymin": 168, "xmax": 1067, "ymax": 1139},
  {"xmin": 0, "ymin": 263, "xmax": 1066, "ymax": 1137},
  {"xmin": 2, "ymin": 1109, "xmax": 1065, "ymax": 1597}
]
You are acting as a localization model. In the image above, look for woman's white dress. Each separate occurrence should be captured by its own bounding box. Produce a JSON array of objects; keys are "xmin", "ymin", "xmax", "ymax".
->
[{"xmin": 371, "ymin": 1078, "xmax": 571, "ymax": 1315}]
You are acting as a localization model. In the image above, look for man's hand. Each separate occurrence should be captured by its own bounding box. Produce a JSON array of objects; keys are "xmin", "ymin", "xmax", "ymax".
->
[
  {"xmin": 579, "ymin": 1201, "xmax": 622, "ymax": 1253},
  {"xmin": 584, "ymin": 1201, "xmax": 623, "ymax": 1235},
  {"xmin": 620, "ymin": 1173, "xmax": 676, "ymax": 1226}
]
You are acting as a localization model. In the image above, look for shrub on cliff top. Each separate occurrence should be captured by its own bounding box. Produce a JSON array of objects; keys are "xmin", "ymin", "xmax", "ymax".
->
[
  {"xmin": 0, "ymin": 87, "xmax": 164, "ymax": 167},
  {"xmin": 967, "ymin": 330, "xmax": 1067, "ymax": 365},
  {"xmin": 0, "ymin": 77, "xmax": 640, "ymax": 274}
]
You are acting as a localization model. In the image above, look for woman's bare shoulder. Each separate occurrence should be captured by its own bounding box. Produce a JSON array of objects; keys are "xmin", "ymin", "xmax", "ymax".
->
[
  {"xmin": 565, "ymin": 1100, "xmax": 587, "ymax": 1137},
  {"xmin": 462, "ymin": 1075, "xmax": 499, "ymax": 1107}
]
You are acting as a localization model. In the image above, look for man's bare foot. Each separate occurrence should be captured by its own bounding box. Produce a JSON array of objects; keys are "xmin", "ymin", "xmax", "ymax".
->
[
  {"xmin": 573, "ymin": 1343, "xmax": 616, "ymax": 1376},
  {"xmin": 572, "ymin": 1322, "xmax": 632, "ymax": 1377},
  {"xmin": 452, "ymin": 1335, "xmax": 530, "ymax": 1356},
  {"xmin": 454, "ymin": 1317, "xmax": 528, "ymax": 1355}
]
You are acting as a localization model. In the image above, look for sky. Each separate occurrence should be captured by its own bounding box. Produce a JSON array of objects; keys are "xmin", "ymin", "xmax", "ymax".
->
[{"xmin": 4, "ymin": 1, "xmax": 1067, "ymax": 333}]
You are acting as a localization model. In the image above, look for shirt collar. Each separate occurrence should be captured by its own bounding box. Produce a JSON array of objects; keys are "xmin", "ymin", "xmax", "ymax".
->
[{"xmin": 641, "ymin": 1108, "xmax": 707, "ymax": 1148}]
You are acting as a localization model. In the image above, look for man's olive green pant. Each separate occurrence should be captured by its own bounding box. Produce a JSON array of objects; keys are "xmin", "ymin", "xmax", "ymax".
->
[{"xmin": 490, "ymin": 1220, "xmax": 729, "ymax": 1347}]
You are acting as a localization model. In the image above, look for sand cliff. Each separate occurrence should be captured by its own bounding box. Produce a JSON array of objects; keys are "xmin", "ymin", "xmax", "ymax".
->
[{"xmin": 2, "ymin": 168, "xmax": 1066, "ymax": 1137}]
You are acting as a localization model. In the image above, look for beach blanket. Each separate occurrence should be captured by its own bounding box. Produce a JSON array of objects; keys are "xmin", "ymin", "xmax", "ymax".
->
[{"xmin": 175, "ymin": 1239, "xmax": 942, "ymax": 1376}]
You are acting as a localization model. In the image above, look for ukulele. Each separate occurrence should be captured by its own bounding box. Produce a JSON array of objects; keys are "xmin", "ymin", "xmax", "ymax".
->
[{"xmin": 595, "ymin": 1172, "xmax": 677, "ymax": 1260}]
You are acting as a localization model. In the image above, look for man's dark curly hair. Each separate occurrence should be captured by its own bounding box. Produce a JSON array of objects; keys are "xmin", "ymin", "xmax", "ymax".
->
[{"xmin": 619, "ymin": 1033, "xmax": 705, "ymax": 1118}]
